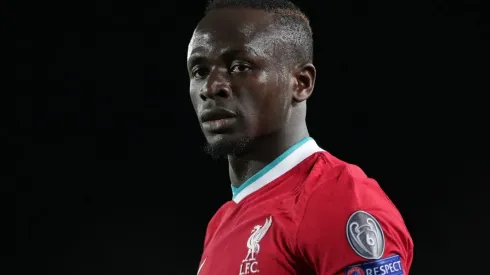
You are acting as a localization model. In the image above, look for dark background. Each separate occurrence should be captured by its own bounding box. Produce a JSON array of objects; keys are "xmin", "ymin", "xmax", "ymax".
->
[{"xmin": 12, "ymin": 0, "xmax": 487, "ymax": 274}]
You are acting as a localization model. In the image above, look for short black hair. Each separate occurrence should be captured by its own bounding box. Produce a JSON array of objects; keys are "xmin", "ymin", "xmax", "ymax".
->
[{"xmin": 204, "ymin": 0, "xmax": 314, "ymax": 64}]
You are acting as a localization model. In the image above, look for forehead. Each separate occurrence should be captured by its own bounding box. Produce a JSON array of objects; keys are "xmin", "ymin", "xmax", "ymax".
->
[{"xmin": 187, "ymin": 8, "xmax": 277, "ymax": 60}]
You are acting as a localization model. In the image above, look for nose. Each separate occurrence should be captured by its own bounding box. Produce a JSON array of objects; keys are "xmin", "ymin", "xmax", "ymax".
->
[{"xmin": 199, "ymin": 68, "xmax": 231, "ymax": 101}]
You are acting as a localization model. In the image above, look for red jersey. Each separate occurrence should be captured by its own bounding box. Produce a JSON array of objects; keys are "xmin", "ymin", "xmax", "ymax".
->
[{"xmin": 197, "ymin": 137, "xmax": 413, "ymax": 275}]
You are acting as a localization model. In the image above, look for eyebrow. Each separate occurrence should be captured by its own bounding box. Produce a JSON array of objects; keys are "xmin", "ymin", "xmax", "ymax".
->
[{"xmin": 187, "ymin": 46, "xmax": 259, "ymax": 66}]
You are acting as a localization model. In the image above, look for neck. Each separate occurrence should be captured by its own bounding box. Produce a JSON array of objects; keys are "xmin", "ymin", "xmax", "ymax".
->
[{"xmin": 227, "ymin": 123, "xmax": 309, "ymax": 188}]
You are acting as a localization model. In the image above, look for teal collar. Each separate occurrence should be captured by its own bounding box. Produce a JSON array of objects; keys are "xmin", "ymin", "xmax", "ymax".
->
[{"xmin": 231, "ymin": 137, "xmax": 323, "ymax": 203}]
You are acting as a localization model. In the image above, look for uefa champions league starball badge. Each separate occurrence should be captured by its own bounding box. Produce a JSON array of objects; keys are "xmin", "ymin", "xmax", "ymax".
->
[{"xmin": 346, "ymin": 210, "xmax": 385, "ymax": 260}]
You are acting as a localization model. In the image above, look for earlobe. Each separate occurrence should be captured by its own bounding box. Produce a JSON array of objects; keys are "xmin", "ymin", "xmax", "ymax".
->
[{"xmin": 293, "ymin": 63, "xmax": 316, "ymax": 102}]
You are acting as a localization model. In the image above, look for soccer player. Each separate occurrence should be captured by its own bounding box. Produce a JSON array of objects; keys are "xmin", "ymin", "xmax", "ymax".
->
[{"xmin": 187, "ymin": 0, "xmax": 414, "ymax": 274}]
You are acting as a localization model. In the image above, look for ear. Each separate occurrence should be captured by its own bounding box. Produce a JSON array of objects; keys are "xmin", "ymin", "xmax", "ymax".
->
[{"xmin": 292, "ymin": 63, "xmax": 316, "ymax": 103}]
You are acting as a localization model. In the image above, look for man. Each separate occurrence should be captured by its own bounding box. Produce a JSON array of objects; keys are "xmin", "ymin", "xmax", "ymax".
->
[{"xmin": 187, "ymin": 0, "xmax": 414, "ymax": 274}]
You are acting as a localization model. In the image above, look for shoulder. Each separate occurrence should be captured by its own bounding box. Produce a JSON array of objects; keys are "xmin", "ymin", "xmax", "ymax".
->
[
  {"xmin": 299, "ymin": 151, "xmax": 402, "ymax": 219},
  {"xmin": 294, "ymin": 151, "xmax": 414, "ymax": 274},
  {"xmin": 203, "ymin": 201, "xmax": 235, "ymax": 249}
]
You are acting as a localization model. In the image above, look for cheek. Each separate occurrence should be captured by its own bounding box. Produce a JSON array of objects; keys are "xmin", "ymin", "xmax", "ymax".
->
[
  {"xmin": 244, "ymin": 73, "xmax": 288, "ymax": 132},
  {"xmin": 189, "ymin": 85, "xmax": 201, "ymax": 113}
]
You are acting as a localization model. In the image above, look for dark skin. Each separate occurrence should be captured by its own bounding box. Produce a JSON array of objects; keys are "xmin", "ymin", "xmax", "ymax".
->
[{"xmin": 187, "ymin": 8, "xmax": 316, "ymax": 188}]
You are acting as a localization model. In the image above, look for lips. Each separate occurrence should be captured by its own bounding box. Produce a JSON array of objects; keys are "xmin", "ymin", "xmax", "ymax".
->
[
  {"xmin": 200, "ymin": 108, "xmax": 237, "ymax": 123},
  {"xmin": 200, "ymin": 108, "xmax": 238, "ymax": 132}
]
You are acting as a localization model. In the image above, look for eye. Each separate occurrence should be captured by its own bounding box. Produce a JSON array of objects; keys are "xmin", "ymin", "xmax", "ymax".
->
[
  {"xmin": 191, "ymin": 67, "xmax": 209, "ymax": 79},
  {"xmin": 230, "ymin": 64, "xmax": 251, "ymax": 74}
]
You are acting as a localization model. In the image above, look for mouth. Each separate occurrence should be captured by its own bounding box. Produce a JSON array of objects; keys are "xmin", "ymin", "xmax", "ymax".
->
[
  {"xmin": 200, "ymin": 108, "xmax": 237, "ymax": 122},
  {"xmin": 200, "ymin": 108, "xmax": 238, "ymax": 132}
]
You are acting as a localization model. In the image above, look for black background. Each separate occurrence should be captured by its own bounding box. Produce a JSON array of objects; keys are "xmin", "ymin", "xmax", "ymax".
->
[{"xmin": 12, "ymin": 0, "xmax": 487, "ymax": 274}]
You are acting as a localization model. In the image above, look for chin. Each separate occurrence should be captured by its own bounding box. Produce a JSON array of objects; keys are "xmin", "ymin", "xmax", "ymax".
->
[{"xmin": 202, "ymin": 134, "xmax": 252, "ymax": 159}]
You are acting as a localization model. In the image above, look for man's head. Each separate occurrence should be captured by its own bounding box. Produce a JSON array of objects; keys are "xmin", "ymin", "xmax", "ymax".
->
[{"xmin": 187, "ymin": 0, "xmax": 316, "ymax": 158}]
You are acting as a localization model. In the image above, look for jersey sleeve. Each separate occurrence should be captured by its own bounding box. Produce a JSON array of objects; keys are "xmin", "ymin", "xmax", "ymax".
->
[{"xmin": 295, "ymin": 165, "xmax": 414, "ymax": 275}]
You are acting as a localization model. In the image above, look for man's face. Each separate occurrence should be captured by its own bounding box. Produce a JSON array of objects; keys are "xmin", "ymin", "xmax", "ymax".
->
[{"xmin": 187, "ymin": 8, "xmax": 293, "ymax": 158}]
